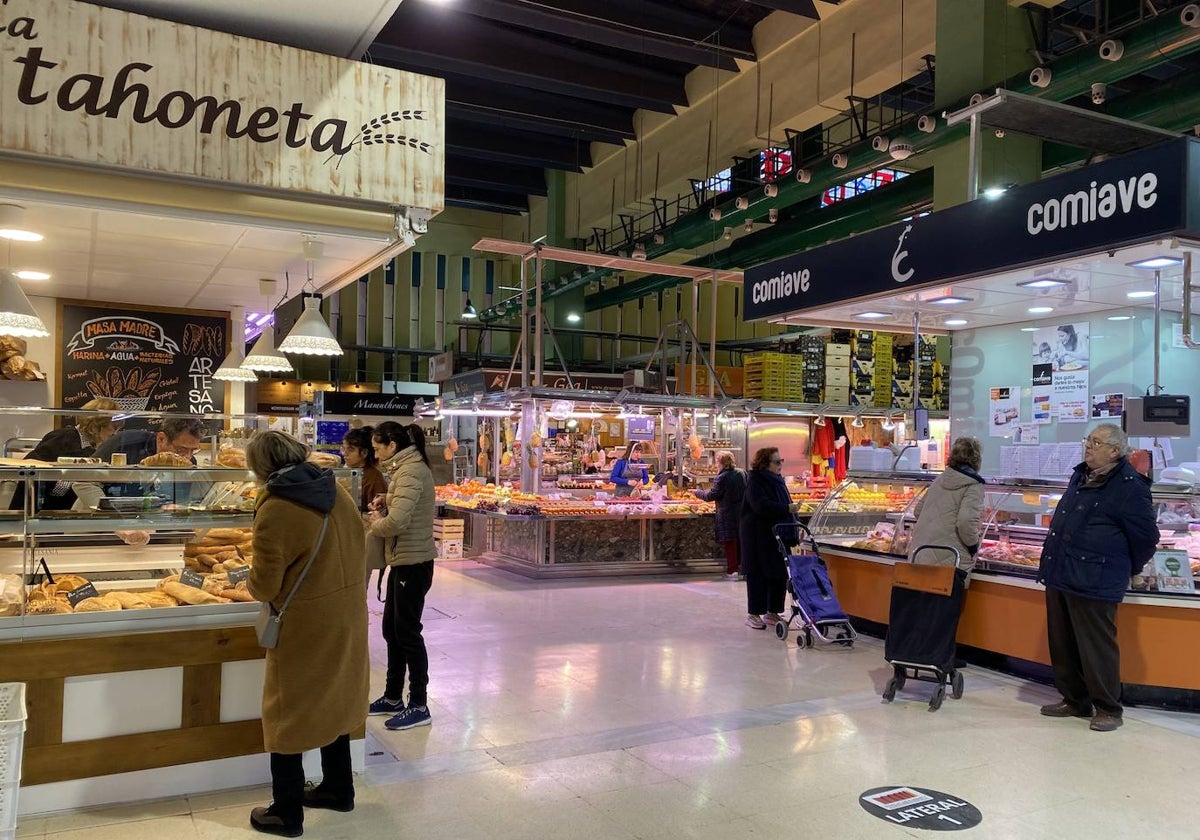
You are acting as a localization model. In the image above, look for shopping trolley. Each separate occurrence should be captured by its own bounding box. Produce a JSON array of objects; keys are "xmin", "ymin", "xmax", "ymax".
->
[{"xmin": 772, "ymin": 520, "xmax": 857, "ymax": 649}]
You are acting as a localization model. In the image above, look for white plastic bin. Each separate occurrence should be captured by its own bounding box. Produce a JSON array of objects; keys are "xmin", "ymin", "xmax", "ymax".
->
[{"xmin": 0, "ymin": 683, "xmax": 27, "ymax": 839}]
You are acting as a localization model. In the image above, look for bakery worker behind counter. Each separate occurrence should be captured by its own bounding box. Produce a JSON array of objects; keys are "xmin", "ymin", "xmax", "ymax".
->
[{"xmin": 72, "ymin": 418, "xmax": 208, "ymax": 511}]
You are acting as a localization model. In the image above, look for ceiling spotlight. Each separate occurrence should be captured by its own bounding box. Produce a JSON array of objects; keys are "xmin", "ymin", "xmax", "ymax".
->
[
  {"xmin": 983, "ymin": 186, "xmax": 1008, "ymax": 199},
  {"xmin": 1018, "ymin": 277, "xmax": 1070, "ymax": 289},
  {"xmin": 795, "ymin": 168, "xmax": 812, "ymax": 184},
  {"xmin": 832, "ymin": 153, "xmax": 849, "ymax": 169},
  {"xmin": 653, "ymin": 232, "xmax": 665, "ymax": 245},
  {"xmin": 855, "ymin": 311, "xmax": 892, "ymax": 319},
  {"xmin": 764, "ymin": 183, "xmax": 779, "ymax": 198},
  {"xmin": 723, "ymin": 227, "xmax": 733, "ymax": 241},
  {"xmin": 1128, "ymin": 256, "xmax": 1183, "ymax": 269},
  {"xmin": 631, "ymin": 243, "xmax": 647, "ymax": 261},
  {"xmin": 1028, "ymin": 306, "xmax": 1054, "ymax": 314},
  {"xmin": 709, "ymin": 208, "xmax": 723, "ymax": 221},
  {"xmin": 566, "ymin": 312, "xmax": 581, "ymax": 324},
  {"xmin": 0, "ymin": 204, "xmax": 43, "ymax": 242},
  {"xmin": 929, "ymin": 295, "xmax": 971, "ymax": 305},
  {"xmin": 850, "ymin": 412, "xmax": 865, "ymax": 428},
  {"xmin": 768, "ymin": 208, "xmax": 779, "ymax": 223},
  {"xmin": 461, "ymin": 298, "xmax": 478, "ymax": 319},
  {"xmin": 871, "ymin": 135, "xmax": 891, "ymax": 152},
  {"xmin": 14, "ymin": 270, "xmax": 50, "ymax": 281},
  {"xmin": 1126, "ymin": 290, "xmax": 1156, "ymax": 299},
  {"xmin": 744, "ymin": 219, "xmax": 754, "ymax": 233},
  {"xmin": 735, "ymin": 196, "xmax": 749, "ymax": 211}
]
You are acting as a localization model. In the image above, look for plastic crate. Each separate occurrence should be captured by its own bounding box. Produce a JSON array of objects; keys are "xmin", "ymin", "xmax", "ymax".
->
[{"xmin": 0, "ymin": 683, "xmax": 26, "ymax": 834}]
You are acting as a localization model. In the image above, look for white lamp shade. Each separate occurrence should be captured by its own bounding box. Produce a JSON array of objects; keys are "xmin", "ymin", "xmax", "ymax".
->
[
  {"xmin": 278, "ymin": 297, "xmax": 343, "ymax": 356},
  {"xmin": 213, "ymin": 344, "xmax": 259, "ymax": 381},
  {"xmin": 241, "ymin": 326, "xmax": 295, "ymax": 373},
  {"xmin": 0, "ymin": 269, "xmax": 49, "ymax": 337}
]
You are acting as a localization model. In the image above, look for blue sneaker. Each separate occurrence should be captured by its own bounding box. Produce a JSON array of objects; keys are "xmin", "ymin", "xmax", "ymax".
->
[
  {"xmin": 384, "ymin": 705, "xmax": 431, "ymax": 731},
  {"xmin": 368, "ymin": 695, "xmax": 404, "ymax": 716}
]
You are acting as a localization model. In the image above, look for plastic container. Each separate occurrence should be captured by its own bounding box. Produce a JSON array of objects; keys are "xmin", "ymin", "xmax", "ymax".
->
[{"xmin": 0, "ymin": 682, "xmax": 27, "ymax": 836}]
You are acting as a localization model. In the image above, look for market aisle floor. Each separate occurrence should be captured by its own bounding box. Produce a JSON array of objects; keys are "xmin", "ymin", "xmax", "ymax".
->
[{"xmin": 18, "ymin": 559, "xmax": 1200, "ymax": 839}]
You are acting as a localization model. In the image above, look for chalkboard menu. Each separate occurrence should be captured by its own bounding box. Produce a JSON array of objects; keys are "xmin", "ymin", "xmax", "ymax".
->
[{"xmin": 59, "ymin": 302, "xmax": 228, "ymax": 415}]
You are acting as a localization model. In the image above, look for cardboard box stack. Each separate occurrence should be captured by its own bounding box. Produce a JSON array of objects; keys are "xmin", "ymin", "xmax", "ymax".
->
[
  {"xmin": 800, "ymin": 336, "xmax": 825, "ymax": 403},
  {"xmin": 743, "ymin": 352, "xmax": 802, "ymax": 401},
  {"xmin": 824, "ymin": 330, "xmax": 851, "ymax": 406}
]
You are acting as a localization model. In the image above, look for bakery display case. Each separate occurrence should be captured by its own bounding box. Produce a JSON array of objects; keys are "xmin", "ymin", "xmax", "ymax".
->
[{"xmin": 0, "ymin": 464, "xmax": 363, "ymax": 813}]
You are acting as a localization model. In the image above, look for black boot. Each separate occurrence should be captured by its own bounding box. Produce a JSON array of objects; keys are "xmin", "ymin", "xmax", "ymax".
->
[
  {"xmin": 250, "ymin": 803, "xmax": 303, "ymax": 837},
  {"xmin": 303, "ymin": 782, "xmax": 355, "ymax": 812}
]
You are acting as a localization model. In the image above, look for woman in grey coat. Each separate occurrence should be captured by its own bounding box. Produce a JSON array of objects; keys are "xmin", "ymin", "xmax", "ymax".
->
[{"xmin": 908, "ymin": 436, "xmax": 986, "ymax": 583}]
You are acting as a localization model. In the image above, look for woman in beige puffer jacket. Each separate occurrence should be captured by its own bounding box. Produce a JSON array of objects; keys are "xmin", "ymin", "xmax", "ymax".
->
[
  {"xmin": 907, "ymin": 436, "xmax": 985, "ymax": 585},
  {"xmin": 366, "ymin": 421, "xmax": 437, "ymax": 731}
]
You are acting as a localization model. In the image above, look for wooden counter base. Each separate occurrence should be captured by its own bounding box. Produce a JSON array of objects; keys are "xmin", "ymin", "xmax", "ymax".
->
[
  {"xmin": 822, "ymin": 548, "xmax": 1200, "ymax": 692},
  {"xmin": 3, "ymin": 626, "xmax": 364, "ymax": 786}
]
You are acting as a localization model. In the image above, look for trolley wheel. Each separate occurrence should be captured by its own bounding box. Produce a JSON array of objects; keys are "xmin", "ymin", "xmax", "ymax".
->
[
  {"xmin": 882, "ymin": 677, "xmax": 898, "ymax": 702},
  {"xmin": 775, "ymin": 621, "xmax": 788, "ymax": 640},
  {"xmin": 928, "ymin": 684, "xmax": 946, "ymax": 712},
  {"xmin": 804, "ymin": 629, "xmax": 814, "ymax": 649},
  {"xmin": 796, "ymin": 633, "xmax": 806, "ymax": 648},
  {"xmin": 894, "ymin": 668, "xmax": 907, "ymax": 690},
  {"xmin": 951, "ymin": 670, "xmax": 964, "ymax": 700}
]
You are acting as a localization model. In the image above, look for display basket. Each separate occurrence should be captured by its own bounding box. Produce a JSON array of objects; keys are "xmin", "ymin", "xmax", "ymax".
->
[
  {"xmin": 113, "ymin": 397, "xmax": 151, "ymax": 412},
  {"xmin": 0, "ymin": 682, "xmax": 27, "ymax": 837}
]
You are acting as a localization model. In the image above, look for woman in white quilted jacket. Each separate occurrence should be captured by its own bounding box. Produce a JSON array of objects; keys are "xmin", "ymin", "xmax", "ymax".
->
[{"xmin": 365, "ymin": 421, "xmax": 437, "ymax": 732}]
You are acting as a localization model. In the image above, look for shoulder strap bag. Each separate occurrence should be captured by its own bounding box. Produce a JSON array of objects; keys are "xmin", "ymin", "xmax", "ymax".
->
[{"xmin": 256, "ymin": 514, "xmax": 330, "ymax": 649}]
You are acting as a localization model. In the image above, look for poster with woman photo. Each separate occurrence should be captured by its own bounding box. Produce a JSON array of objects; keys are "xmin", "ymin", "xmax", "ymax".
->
[{"xmin": 1033, "ymin": 322, "xmax": 1090, "ymax": 422}]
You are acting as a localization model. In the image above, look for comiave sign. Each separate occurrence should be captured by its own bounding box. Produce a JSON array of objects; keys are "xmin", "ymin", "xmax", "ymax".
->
[{"xmin": 0, "ymin": 0, "xmax": 444, "ymax": 209}]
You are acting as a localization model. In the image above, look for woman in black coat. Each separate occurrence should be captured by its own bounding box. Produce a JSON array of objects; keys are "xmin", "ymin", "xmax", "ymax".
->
[
  {"xmin": 8, "ymin": 397, "xmax": 120, "ymax": 511},
  {"xmin": 739, "ymin": 447, "xmax": 798, "ymax": 629},
  {"xmin": 694, "ymin": 451, "xmax": 746, "ymax": 579}
]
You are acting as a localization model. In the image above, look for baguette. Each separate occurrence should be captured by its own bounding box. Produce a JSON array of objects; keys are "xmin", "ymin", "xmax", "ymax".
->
[{"xmin": 220, "ymin": 584, "xmax": 256, "ymax": 602}]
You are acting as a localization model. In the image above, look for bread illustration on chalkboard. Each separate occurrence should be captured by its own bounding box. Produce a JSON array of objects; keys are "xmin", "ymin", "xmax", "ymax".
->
[
  {"xmin": 85, "ymin": 366, "xmax": 160, "ymax": 411},
  {"xmin": 182, "ymin": 324, "xmax": 223, "ymax": 356}
]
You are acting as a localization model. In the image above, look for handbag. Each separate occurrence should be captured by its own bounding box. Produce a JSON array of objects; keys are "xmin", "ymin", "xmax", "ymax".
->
[{"xmin": 256, "ymin": 514, "xmax": 330, "ymax": 649}]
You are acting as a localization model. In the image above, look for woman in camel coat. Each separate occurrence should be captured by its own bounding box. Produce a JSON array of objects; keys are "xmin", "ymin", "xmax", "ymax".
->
[{"xmin": 246, "ymin": 431, "xmax": 368, "ymax": 837}]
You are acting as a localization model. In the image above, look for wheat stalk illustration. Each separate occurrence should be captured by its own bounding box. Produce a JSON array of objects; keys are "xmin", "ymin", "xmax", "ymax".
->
[{"xmin": 325, "ymin": 109, "xmax": 435, "ymax": 167}]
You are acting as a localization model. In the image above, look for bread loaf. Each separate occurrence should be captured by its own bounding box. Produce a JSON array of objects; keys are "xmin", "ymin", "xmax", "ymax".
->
[
  {"xmin": 216, "ymin": 446, "xmax": 247, "ymax": 468},
  {"xmin": 142, "ymin": 591, "xmax": 178, "ymax": 608},
  {"xmin": 140, "ymin": 452, "xmax": 193, "ymax": 468},
  {"xmin": 307, "ymin": 451, "xmax": 341, "ymax": 469},
  {"xmin": 161, "ymin": 581, "xmax": 226, "ymax": 605},
  {"xmin": 74, "ymin": 595, "xmax": 123, "ymax": 612},
  {"xmin": 109, "ymin": 591, "xmax": 152, "ymax": 610},
  {"xmin": 54, "ymin": 574, "xmax": 91, "ymax": 593},
  {"xmin": 27, "ymin": 600, "xmax": 72, "ymax": 615},
  {"xmin": 220, "ymin": 584, "xmax": 255, "ymax": 602}
]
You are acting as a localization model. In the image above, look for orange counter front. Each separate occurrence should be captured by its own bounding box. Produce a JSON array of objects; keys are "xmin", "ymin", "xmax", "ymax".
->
[{"xmin": 823, "ymin": 547, "xmax": 1200, "ymax": 692}]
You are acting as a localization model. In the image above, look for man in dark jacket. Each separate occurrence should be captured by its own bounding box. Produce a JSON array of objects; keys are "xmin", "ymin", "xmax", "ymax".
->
[
  {"xmin": 1037, "ymin": 423, "xmax": 1157, "ymax": 732},
  {"xmin": 72, "ymin": 418, "xmax": 207, "ymax": 509}
]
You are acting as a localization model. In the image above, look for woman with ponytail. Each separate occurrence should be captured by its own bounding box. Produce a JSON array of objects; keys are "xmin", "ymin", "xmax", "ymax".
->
[{"xmin": 365, "ymin": 421, "xmax": 437, "ymax": 731}]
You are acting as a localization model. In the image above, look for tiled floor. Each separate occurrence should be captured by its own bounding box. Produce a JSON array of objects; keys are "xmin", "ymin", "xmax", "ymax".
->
[{"xmin": 18, "ymin": 559, "xmax": 1200, "ymax": 839}]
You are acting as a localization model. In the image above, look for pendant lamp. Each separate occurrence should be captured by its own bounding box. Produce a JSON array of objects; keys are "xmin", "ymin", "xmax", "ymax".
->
[
  {"xmin": 0, "ymin": 268, "xmax": 49, "ymax": 337},
  {"xmin": 278, "ymin": 296, "xmax": 343, "ymax": 356},
  {"xmin": 213, "ymin": 342, "xmax": 259, "ymax": 381},
  {"xmin": 242, "ymin": 325, "xmax": 294, "ymax": 373}
]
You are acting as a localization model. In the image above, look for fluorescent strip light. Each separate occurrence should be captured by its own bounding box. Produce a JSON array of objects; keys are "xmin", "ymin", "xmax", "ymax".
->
[
  {"xmin": 1028, "ymin": 306, "xmax": 1054, "ymax": 314},
  {"xmin": 1127, "ymin": 257, "xmax": 1183, "ymax": 269},
  {"xmin": 439, "ymin": 408, "xmax": 515, "ymax": 417},
  {"xmin": 15, "ymin": 270, "xmax": 50, "ymax": 281},
  {"xmin": 1107, "ymin": 315, "xmax": 1134, "ymax": 321},
  {"xmin": 1018, "ymin": 278, "xmax": 1069, "ymax": 289},
  {"xmin": 1126, "ymin": 290, "xmax": 1156, "ymax": 299},
  {"xmin": 855, "ymin": 311, "xmax": 892, "ymax": 319},
  {"xmin": 944, "ymin": 318, "xmax": 968, "ymax": 326},
  {"xmin": 1019, "ymin": 327, "xmax": 1038, "ymax": 332}
]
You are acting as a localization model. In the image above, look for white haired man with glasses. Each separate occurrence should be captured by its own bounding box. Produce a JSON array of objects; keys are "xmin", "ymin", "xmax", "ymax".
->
[{"xmin": 1036, "ymin": 423, "xmax": 1157, "ymax": 732}]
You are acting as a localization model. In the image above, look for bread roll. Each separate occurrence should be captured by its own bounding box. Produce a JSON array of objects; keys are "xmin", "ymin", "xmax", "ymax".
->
[
  {"xmin": 109, "ymin": 591, "xmax": 151, "ymax": 610},
  {"xmin": 220, "ymin": 584, "xmax": 256, "ymax": 602},
  {"xmin": 54, "ymin": 574, "xmax": 90, "ymax": 593},
  {"xmin": 307, "ymin": 451, "xmax": 342, "ymax": 469},
  {"xmin": 215, "ymin": 446, "xmax": 247, "ymax": 468},
  {"xmin": 199, "ymin": 528, "xmax": 251, "ymax": 543},
  {"xmin": 139, "ymin": 452, "xmax": 193, "ymax": 468}
]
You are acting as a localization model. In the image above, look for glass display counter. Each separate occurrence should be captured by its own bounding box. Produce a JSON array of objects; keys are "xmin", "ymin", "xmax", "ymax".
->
[
  {"xmin": 0, "ymin": 464, "xmax": 364, "ymax": 814},
  {"xmin": 808, "ymin": 471, "xmax": 1200, "ymax": 701}
]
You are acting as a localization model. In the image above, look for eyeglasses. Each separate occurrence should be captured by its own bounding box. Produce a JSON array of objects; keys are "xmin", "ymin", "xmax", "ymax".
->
[
  {"xmin": 1082, "ymin": 437, "xmax": 1115, "ymax": 449},
  {"xmin": 770, "ymin": 457, "xmax": 784, "ymax": 465}
]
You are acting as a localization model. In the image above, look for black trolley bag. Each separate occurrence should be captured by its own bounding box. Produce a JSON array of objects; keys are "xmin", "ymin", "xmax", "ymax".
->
[{"xmin": 881, "ymin": 544, "xmax": 968, "ymax": 711}]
